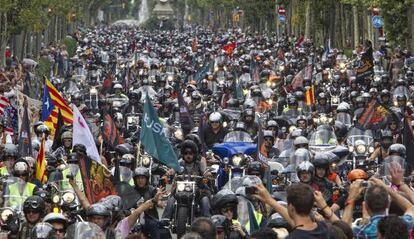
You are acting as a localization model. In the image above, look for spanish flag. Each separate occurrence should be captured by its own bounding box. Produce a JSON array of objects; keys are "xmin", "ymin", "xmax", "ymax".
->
[
  {"xmin": 41, "ymin": 79, "xmax": 73, "ymax": 135},
  {"xmin": 36, "ymin": 138, "xmax": 47, "ymax": 183},
  {"xmin": 305, "ymin": 85, "xmax": 315, "ymax": 106}
]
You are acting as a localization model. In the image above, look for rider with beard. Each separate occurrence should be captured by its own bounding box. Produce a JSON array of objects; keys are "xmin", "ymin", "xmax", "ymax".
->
[
  {"xmin": 123, "ymin": 91, "xmax": 142, "ymax": 115},
  {"xmin": 312, "ymin": 153, "xmax": 334, "ymax": 205},
  {"xmin": 132, "ymin": 167, "xmax": 165, "ymax": 239},
  {"xmin": 163, "ymin": 140, "xmax": 211, "ymax": 219},
  {"xmin": 262, "ymin": 130, "xmax": 280, "ymax": 158},
  {"xmin": 379, "ymin": 89, "xmax": 392, "ymax": 107},
  {"xmin": 242, "ymin": 108, "xmax": 259, "ymax": 138},
  {"xmin": 313, "ymin": 92, "xmax": 332, "ymax": 114},
  {"xmin": 296, "ymin": 161, "xmax": 318, "ymax": 189},
  {"xmin": 369, "ymin": 130, "xmax": 393, "ymax": 164}
]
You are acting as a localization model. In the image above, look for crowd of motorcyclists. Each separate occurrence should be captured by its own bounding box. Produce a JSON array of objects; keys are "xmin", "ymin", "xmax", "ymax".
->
[{"xmin": 0, "ymin": 22, "xmax": 413, "ymax": 239}]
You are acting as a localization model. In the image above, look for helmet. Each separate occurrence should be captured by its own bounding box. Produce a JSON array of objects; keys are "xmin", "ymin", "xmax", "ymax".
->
[
  {"xmin": 293, "ymin": 136, "xmax": 309, "ymax": 147},
  {"xmin": 388, "ymin": 144, "xmax": 406, "ymax": 158},
  {"xmin": 184, "ymin": 134, "xmax": 202, "ymax": 151},
  {"xmin": 13, "ymin": 160, "xmax": 30, "ymax": 176},
  {"xmin": 3, "ymin": 144, "xmax": 18, "ymax": 158},
  {"xmin": 234, "ymin": 121, "xmax": 246, "ymax": 131},
  {"xmin": 36, "ymin": 125, "xmax": 50, "ymax": 135},
  {"xmin": 263, "ymin": 130, "xmax": 275, "ymax": 140},
  {"xmin": 191, "ymin": 91, "xmax": 202, "ymax": 101},
  {"xmin": 115, "ymin": 144, "xmax": 132, "ymax": 156},
  {"xmin": 67, "ymin": 153, "xmax": 79, "ymax": 164},
  {"xmin": 243, "ymin": 108, "xmax": 255, "ymax": 118},
  {"xmin": 296, "ymin": 161, "xmax": 315, "ymax": 175},
  {"xmin": 23, "ymin": 196, "xmax": 45, "ymax": 214},
  {"xmin": 72, "ymin": 144, "xmax": 87, "ymax": 154},
  {"xmin": 247, "ymin": 161, "xmax": 264, "ymax": 176},
  {"xmin": 31, "ymin": 222, "xmax": 57, "ymax": 239},
  {"xmin": 113, "ymin": 83, "xmax": 123, "ymax": 89},
  {"xmin": 347, "ymin": 169, "xmax": 368, "ymax": 182},
  {"xmin": 396, "ymin": 94, "xmax": 407, "ymax": 101},
  {"xmin": 211, "ymin": 215, "xmax": 227, "ymax": 230},
  {"xmin": 266, "ymin": 120, "xmax": 279, "ymax": 129},
  {"xmin": 86, "ymin": 204, "xmax": 111, "ymax": 218},
  {"xmin": 120, "ymin": 154, "xmax": 134, "ymax": 165},
  {"xmin": 334, "ymin": 121, "xmax": 347, "ymax": 139},
  {"xmin": 45, "ymin": 153, "xmax": 57, "ymax": 166},
  {"xmin": 43, "ymin": 213, "xmax": 67, "ymax": 224},
  {"xmin": 227, "ymin": 99, "xmax": 240, "ymax": 109},
  {"xmin": 336, "ymin": 102, "xmax": 350, "ymax": 112},
  {"xmin": 98, "ymin": 195, "xmax": 123, "ymax": 212},
  {"xmin": 212, "ymin": 189, "xmax": 238, "ymax": 211},
  {"xmin": 61, "ymin": 131, "xmax": 72, "ymax": 141},
  {"xmin": 350, "ymin": 91, "xmax": 358, "ymax": 98},
  {"xmin": 312, "ymin": 153, "xmax": 330, "ymax": 169},
  {"xmin": 133, "ymin": 167, "xmax": 149, "ymax": 178},
  {"xmin": 209, "ymin": 112, "xmax": 222, "ymax": 123},
  {"xmin": 380, "ymin": 89, "xmax": 391, "ymax": 97},
  {"xmin": 180, "ymin": 140, "xmax": 199, "ymax": 155},
  {"xmin": 288, "ymin": 97, "xmax": 297, "ymax": 105},
  {"xmin": 318, "ymin": 92, "xmax": 327, "ymax": 100},
  {"xmin": 33, "ymin": 121, "xmax": 44, "ymax": 129}
]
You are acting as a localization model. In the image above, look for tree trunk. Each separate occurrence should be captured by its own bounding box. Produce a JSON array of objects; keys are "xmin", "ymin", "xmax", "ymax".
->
[
  {"xmin": 410, "ymin": 5, "xmax": 414, "ymax": 52},
  {"xmin": 352, "ymin": 5, "xmax": 359, "ymax": 48},
  {"xmin": 304, "ymin": 0, "xmax": 311, "ymax": 40}
]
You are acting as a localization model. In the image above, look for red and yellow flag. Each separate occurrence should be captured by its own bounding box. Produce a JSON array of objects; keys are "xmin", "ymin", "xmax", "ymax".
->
[
  {"xmin": 305, "ymin": 85, "xmax": 315, "ymax": 106},
  {"xmin": 36, "ymin": 138, "xmax": 47, "ymax": 183},
  {"xmin": 42, "ymin": 79, "xmax": 73, "ymax": 135}
]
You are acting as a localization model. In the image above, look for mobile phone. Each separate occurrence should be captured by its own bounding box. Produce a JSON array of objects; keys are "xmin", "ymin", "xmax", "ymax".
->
[{"xmin": 159, "ymin": 178, "xmax": 166, "ymax": 188}]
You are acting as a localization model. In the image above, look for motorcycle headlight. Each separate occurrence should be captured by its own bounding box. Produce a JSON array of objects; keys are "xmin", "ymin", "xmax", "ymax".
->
[
  {"xmin": 279, "ymin": 65, "xmax": 285, "ymax": 71},
  {"xmin": 320, "ymin": 115, "xmax": 328, "ymax": 124},
  {"xmin": 339, "ymin": 63, "xmax": 346, "ymax": 69},
  {"xmin": 185, "ymin": 185, "xmax": 192, "ymax": 192},
  {"xmin": 332, "ymin": 97, "xmax": 339, "ymax": 104},
  {"xmin": 52, "ymin": 195, "xmax": 60, "ymax": 204},
  {"xmin": 231, "ymin": 155, "xmax": 243, "ymax": 167},
  {"xmin": 214, "ymin": 66, "xmax": 219, "ymax": 72},
  {"xmin": 90, "ymin": 87, "xmax": 98, "ymax": 95},
  {"xmin": 167, "ymin": 75, "xmax": 173, "ymax": 81},
  {"xmin": 356, "ymin": 144, "xmax": 366, "ymax": 154},
  {"xmin": 177, "ymin": 182, "xmax": 185, "ymax": 192},
  {"xmin": 142, "ymin": 155, "xmax": 151, "ymax": 167},
  {"xmin": 348, "ymin": 146, "xmax": 354, "ymax": 152},
  {"xmin": 368, "ymin": 146, "xmax": 375, "ymax": 153},
  {"xmin": 223, "ymin": 121, "xmax": 228, "ymax": 128},
  {"xmin": 266, "ymin": 81, "xmax": 272, "ymax": 87},
  {"xmin": 267, "ymin": 99, "xmax": 273, "ymax": 105},
  {"xmin": 223, "ymin": 157, "xmax": 230, "ymax": 164},
  {"xmin": 62, "ymin": 192, "xmax": 76, "ymax": 204},
  {"xmin": 1, "ymin": 208, "xmax": 14, "ymax": 222}
]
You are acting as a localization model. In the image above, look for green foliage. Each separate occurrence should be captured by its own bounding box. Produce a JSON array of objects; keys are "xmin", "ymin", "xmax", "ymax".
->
[
  {"xmin": 35, "ymin": 57, "xmax": 53, "ymax": 79},
  {"xmin": 61, "ymin": 37, "xmax": 77, "ymax": 57}
]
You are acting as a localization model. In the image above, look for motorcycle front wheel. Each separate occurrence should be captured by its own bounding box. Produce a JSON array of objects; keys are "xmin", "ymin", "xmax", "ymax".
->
[{"xmin": 176, "ymin": 206, "xmax": 188, "ymax": 238}]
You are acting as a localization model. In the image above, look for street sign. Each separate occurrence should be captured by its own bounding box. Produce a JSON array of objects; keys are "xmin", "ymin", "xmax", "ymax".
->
[
  {"xmin": 278, "ymin": 7, "xmax": 286, "ymax": 15},
  {"xmin": 372, "ymin": 16, "xmax": 383, "ymax": 29},
  {"xmin": 279, "ymin": 15, "xmax": 286, "ymax": 22}
]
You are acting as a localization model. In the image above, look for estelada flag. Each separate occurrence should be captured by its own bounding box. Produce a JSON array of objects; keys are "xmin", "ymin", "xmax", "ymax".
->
[
  {"xmin": 41, "ymin": 79, "xmax": 73, "ymax": 136},
  {"xmin": 304, "ymin": 85, "xmax": 315, "ymax": 106},
  {"xmin": 223, "ymin": 42, "xmax": 236, "ymax": 56},
  {"xmin": 36, "ymin": 138, "xmax": 47, "ymax": 183},
  {"xmin": 403, "ymin": 116, "xmax": 414, "ymax": 169},
  {"xmin": 102, "ymin": 113, "xmax": 124, "ymax": 148}
]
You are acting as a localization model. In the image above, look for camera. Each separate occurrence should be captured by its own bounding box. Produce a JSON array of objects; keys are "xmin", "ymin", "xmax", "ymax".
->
[
  {"xmin": 245, "ymin": 186, "xmax": 257, "ymax": 195},
  {"xmin": 361, "ymin": 180, "xmax": 370, "ymax": 187}
]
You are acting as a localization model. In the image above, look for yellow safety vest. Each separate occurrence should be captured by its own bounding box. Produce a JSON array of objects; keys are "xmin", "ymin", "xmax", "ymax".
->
[
  {"xmin": 7, "ymin": 182, "xmax": 36, "ymax": 208},
  {"xmin": 0, "ymin": 166, "xmax": 9, "ymax": 176},
  {"xmin": 61, "ymin": 168, "xmax": 83, "ymax": 191},
  {"xmin": 245, "ymin": 210, "xmax": 263, "ymax": 233},
  {"xmin": 120, "ymin": 174, "xmax": 134, "ymax": 186}
]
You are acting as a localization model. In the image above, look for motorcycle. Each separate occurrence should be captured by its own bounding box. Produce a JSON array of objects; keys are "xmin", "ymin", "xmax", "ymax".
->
[
  {"xmin": 213, "ymin": 131, "xmax": 256, "ymax": 190},
  {"xmin": 308, "ymin": 126, "xmax": 338, "ymax": 154},
  {"xmin": 345, "ymin": 127, "xmax": 375, "ymax": 170}
]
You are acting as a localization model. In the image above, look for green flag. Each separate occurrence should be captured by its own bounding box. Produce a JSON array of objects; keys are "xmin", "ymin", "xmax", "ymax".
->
[{"xmin": 140, "ymin": 94, "xmax": 182, "ymax": 172}]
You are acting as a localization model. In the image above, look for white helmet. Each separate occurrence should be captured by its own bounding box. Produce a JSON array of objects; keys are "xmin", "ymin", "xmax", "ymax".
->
[
  {"xmin": 294, "ymin": 136, "xmax": 309, "ymax": 146},
  {"xmin": 114, "ymin": 83, "xmax": 123, "ymax": 89},
  {"xmin": 209, "ymin": 112, "xmax": 222, "ymax": 123}
]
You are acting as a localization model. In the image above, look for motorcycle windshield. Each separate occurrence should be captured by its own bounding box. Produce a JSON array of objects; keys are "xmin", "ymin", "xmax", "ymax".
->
[
  {"xmin": 2, "ymin": 177, "xmax": 29, "ymax": 212},
  {"xmin": 380, "ymin": 155, "xmax": 406, "ymax": 178},
  {"xmin": 65, "ymin": 222, "xmax": 105, "ymax": 239},
  {"xmin": 221, "ymin": 109, "xmax": 241, "ymax": 121},
  {"xmin": 393, "ymin": 86, "xmax": 410, "ymax": 100},
  {"xmin": 309, "ymin": 129, "xmax": 337, "ymax": 153},
  {"xmin": 212, "ymin": 142, "xmax": 256, "ymax": 159},
  {"xmin": 224, "ymin": 131, "xmax": 253, "ymax": 143},
  {"xmin": 119, "ymin": 166, "xmax": 133, "ymax": 183},
  {"xmin": 336, "ymin": 113, "xmax": 352, "ymax": 127},
  {"xmin": 346, "ymin": 127, "xmax": 374, "ymax": 146}
]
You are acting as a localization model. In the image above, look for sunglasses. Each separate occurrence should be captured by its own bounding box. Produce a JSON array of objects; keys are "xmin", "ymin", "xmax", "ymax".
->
[
  {"xmin": 264, "ymin": 138, "xmax": 273, "ymax": 142},
  {"xmin": 55, "ymin": 228, "xmax": 65, "ymax": 233},
  {"xmin": 183, "ymin": 151, "xmax": 193, "ymax": 155},
  {"xmin": 220, "ymin": 207, "xmax": 233, "ymax": 214}
]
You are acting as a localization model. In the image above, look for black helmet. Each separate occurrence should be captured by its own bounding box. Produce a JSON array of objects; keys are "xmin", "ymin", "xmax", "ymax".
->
[
  {"xmin": 72, "ymin": 144, "xmax": 87, "ymax": 155},
  {"xmin": 115, "ymin": 144, "xmax": 132, "ymax": 156},
  {"xmin": 388, "ymin": 144, "xmax": 406, "ymax": 158},
  {"xmin": 312, "ymin": 153, "xmax": 330, "ymax": 169},
  {"xmin": 318, "ymin": 92, "xmax": 327, "ymax": 100},
  {"xmin": 212, "ymin": 189, "xmax": 238, "ymax": 211},
  {"xmin": 31, "ymin": 222, "xmax": 57, "ymax": 239},
  {"xmin": 380, "ymin": 89, "xmax": 391, "ymax": 97},
  {"xmin": 180, "ymin": 140, "xmax": 199, "ymax": 155},
  {"xmin": 67, "ymin": 153, "xmax": 79, "ymax": 164},
  {"xmin": 227, "ymin": 99, "xmax": 240, "ymax": 109},
  {"xmin": 396, "ymin": 94, "xmax": 407, "ymax": 101},
  {"xmin": 23, "ymin": 196, "xmax": 45, "ymax": 214},
  {"xmin": 45, "ymin": 153, "xmax": 57, "ymax": 166},
  {"xmin": 334, "ymin": 121, "xmax": 347, "ymax": 139},
  {"xmin": 184, "ymin": 134, "xmax": 202, "ymax": 152},
  {"xmin": 296, "ymin": 161, "xmax": 315, "ymax": 176},
  {"xmin": 133, "ymin": 167, "xmax": 150, "ymax": 178}
]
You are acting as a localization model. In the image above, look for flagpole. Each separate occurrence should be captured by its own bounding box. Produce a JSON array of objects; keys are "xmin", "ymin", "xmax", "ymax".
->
[{"xmin": 136, "ymin": 141, "xmax": 141, "ymax": 167}]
